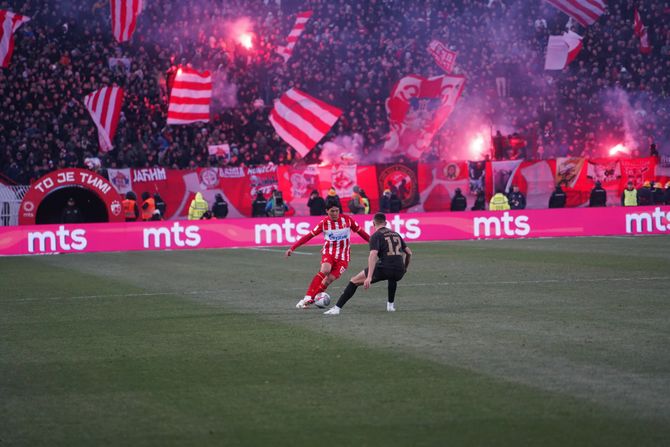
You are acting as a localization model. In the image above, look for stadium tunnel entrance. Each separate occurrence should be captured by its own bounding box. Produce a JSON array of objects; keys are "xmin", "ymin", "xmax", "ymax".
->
[
  {"xmin": 18, "ymin": 168, "xmax": 124, "ymax": 225},
  {"xmin": 36, "ymin": 187, "xmax": 108, "ymax": 225}
]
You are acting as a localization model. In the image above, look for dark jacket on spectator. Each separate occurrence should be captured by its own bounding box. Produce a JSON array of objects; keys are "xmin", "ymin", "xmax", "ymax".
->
[
  {"xmin": 450, "ymin": 189, "xmax": 467, "ymax": 211},
  {"xmin": 549, "ymin": 186, "xmax": 567, "ymax": 208},
  {"xmin": 637, "ymin": 185, "xmax": 653, "ymax": 206},
  {"xmin": 589, "ymin": 183, "xmax": 607, "ymax": 207},
  {"xmin": 307, "ymin": 191, "xmax": 326, "ymax": 216},
  {"xmin": 212, "ymin": 194, "xmax": 229, "ymax": 218},
  {"xmin": 252, "ymin": 192, "xmax": 268, "ymax": 217}
]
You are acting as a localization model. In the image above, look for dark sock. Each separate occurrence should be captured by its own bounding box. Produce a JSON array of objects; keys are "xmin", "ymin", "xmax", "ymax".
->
[
  {"xmin": 387, "ymin": 280, "xmax": 397, "ymax": 303},
  {"xmin": 336, "ymin": 281, "xmax": 359, "ymax": 308}
]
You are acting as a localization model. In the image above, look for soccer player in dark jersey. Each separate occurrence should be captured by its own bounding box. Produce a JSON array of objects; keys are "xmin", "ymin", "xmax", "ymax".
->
[
  {"xmin": 324, "ymin": 212, "xmax": 412, "ymax": 315},
  {"xmin": 285, "ymin": 198, "xmax": 370, "ymax": 309}
]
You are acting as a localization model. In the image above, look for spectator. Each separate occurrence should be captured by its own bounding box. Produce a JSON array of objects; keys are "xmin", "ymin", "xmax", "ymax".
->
[
  {"xmin": 266, "ymin": 189, "xmax": 288, "ymax": 217},
  {"xmin": 188, "ymin": 192, "xmax": 208, "ymax": 220},
  {"xmin": 389, "ymin": 191, "xmax": 402, "ymax": 213},
  {"xmin": 450, "ymin": 188, "xmax": 467, "ymax": 211},
  {"xmin": 359, "ymin": 189, "xmax": 370, "ymax": 214},
  {"xmin": 122, "ymin": 191, "xmax": 139, "ymax": 222},
  {"xmin": 307, "ymin": 190, "xmax": 326, "ymax": 216},
  {"xmin": 252, "ymin": 191, "xmax": 268, "ymax": 217},
  {"xmin": 61, "ymin": 197, "xmax": 82, "ymax": 223},
  {"xmin": 652, "ymin": 181, "xmax": 665, "ymax": 205},
  {"xmin": 589, "ymin": 181, "xmax": 607, "ymax": 207},
  {"xmin": 326, "ymin": 187, "xmax": 343, "ymax": 213},
  {"xmin": 489, "ymin": 189, "xmax": 510, "ymax": 211},
  {"xmin": 621, "ymin": 181, "xmax": 637, "ymax": 207},
  {"xmin": 380, "ymin": 189, "xmax": 392, "ymax": 213},
  {"xmin": 212, "ymin": 193, "xmax": 229, "ymax": 218},
  {"xmin": 471, "ymin": 190, "xmax": 486, "ymax": 211},
  {"xmin": 140, "ymin": 191, "xmax": 156, "ymax": 221},
  {"xmin": 664, "ymin": 182, "xmax": 670, "ymax": 205},
  {"xmin": 348, "ymin": 190, "xmax": 365, "ymax": 215},
  {"xmin": 154, "ymin": 193, "xmax": 167, "ymax": 219},
  {"xmin": 637, "ymin": 181, "xmax": 653, "ymax": 206},
  {"xmin": 548, "ymin": 185, "xmax": 567, "ymax": 209},
  {"xmin": 507, "ymin": 185, "xmax": 526, "ymax": 210}
]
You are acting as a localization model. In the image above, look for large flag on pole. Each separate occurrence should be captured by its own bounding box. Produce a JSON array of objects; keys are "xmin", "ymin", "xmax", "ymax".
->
[
  {"xmin": 277, "ymin": 11, "xmax": 312, "ymax": 62},
  {"xmin": 269, "ymin": 88, "xmax": 343, "ymax": 157},
  {"xmin": 634, "ymin": 9, "xmax": 651, "ymax": 55},
  {"xmin": 110, "ymin": 0, "xmax": 143, "ymax": 43},
  {"xmin": 84, "ymin": 87, "xmax": 124, "ymax": 152},
  {"xmin": 544, "ymin": 30, "xmax": 583, "ymax": 70},
  {"xmin": 167, "ymin": 66, "xmax": 212, "ymax": 125},
  {"xmin": 544, "ymin": 0, "xmax": 606, "ymax": 27},
  {"xmin": 382, "ymin": 74, "xmax": 466, "ymax": 159},
  {"xmin": 0, "ymin": 10, "xmax": 30, "ymax": 68}
]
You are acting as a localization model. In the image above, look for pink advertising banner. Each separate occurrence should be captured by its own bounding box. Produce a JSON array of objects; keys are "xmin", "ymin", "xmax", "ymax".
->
[{"xmin": 1, "ymin": 206, "xmax": 669, "ymax": 256}]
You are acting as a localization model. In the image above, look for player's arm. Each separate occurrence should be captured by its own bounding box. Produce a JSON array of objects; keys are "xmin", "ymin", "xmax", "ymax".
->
[
  {"xmin": 364, "ymin": 249, "xmax": 379, "ymax": 289},
  {"xmin": 285, "ymin": 224, "xmax": 322, "ymax": 257},
  {"xmin": 350, "ymin": 217, "xmax": 371, "ymax": 242},
  {"xmin": 403, "ymin": 245, "xmax": 413, "ymax": 271}
]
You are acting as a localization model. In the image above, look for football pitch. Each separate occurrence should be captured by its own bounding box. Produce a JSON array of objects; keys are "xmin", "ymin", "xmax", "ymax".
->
[{"xmin": 1, "ymin": 237, "xmax": 670, "ymax": 446}]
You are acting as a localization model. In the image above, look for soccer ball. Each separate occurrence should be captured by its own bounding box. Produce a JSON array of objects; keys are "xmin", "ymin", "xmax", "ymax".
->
[{"xmin": 314, "ymin": 292, "xmax": 331, "ymax": 308}]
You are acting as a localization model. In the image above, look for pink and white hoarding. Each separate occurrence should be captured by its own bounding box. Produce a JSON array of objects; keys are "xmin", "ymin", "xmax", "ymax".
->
[{"xmin": 1, "ymin": 206, "xmax": 669, "ymax": 256}]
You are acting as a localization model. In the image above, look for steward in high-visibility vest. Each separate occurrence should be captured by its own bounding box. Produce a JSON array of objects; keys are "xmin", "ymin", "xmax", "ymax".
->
[
  {"xmin": 141, "ymin": 192, "xmax": 156, "ymax": 221},
  {"xmin": 489, "ymin": 192, "xmax": 510, "ymax": 211},
  {"xmin": 122, "ymin": 191, "xmax": 139, "ymax": 221},
  {"xmin": 621, "ymin": 182, "xmax": 638, "ymax": 206},
  {"xmin": 188, "ymin": 192, "xmax": 209, "ymax": 220}
]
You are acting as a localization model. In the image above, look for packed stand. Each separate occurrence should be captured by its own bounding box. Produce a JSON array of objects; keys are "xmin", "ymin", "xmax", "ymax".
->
[{"xmin": 1, "ymin": 0, "xmax": 669, "ymax": 185}]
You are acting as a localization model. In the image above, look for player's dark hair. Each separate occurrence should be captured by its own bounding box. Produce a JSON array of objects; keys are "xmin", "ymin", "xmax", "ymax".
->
[
  {"xmin": 325, "ymin": 197, "xmax": 339, "ymax": 210},
  {"xmin": 373, "ymin": 212, "xmax": 386, "ymax": 225}
]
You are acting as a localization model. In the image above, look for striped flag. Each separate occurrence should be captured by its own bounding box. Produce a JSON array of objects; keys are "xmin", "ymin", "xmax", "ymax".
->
[
  {"xmin": 84, "ymin": 87, "xmax": 124, "ymax": 152},
  {"xmin": 0, "ymin": 10, "xmax": 30, "ymax": 68},
  {"xmin": 544, "ymin": 0, "xmax": 606, "ymax": 27},
  {"xmin": 167, "ymin": 66, "xmax": 212, "ymax": 125},
  {"xmin": 110, "ymin": 0, "xmax": 143, "ymax": 43},
  {"xmin": 269, "ymin": 88, "xmax": 343, "ymax": 157},
  {"xmin": 634, "ymin": 9, "xmax": 651, "ymax": 55},
  {"xmin": 277, "ymin": 11, "xmax": 312, "ymax": 62},
  {"xmin": 544, "ymin": 31, "xmax": 583, "ymax": 70}
]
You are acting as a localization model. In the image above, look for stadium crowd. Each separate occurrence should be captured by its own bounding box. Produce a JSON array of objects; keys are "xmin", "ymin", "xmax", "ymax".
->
[{"xmin": 1, "ymin": 0, "xmax": 669, "ymax": 185}]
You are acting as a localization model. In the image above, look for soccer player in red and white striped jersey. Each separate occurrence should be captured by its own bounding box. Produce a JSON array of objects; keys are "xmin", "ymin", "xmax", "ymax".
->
[{"xmin": 285, "ymin": 198, "xmax": 370, "ymax": 309}]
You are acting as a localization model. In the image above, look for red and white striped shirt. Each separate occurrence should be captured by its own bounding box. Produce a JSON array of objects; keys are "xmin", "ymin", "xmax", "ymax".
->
[{"xmin": 291, "ymin": 214, "xmax": 369, "ymax": 261}]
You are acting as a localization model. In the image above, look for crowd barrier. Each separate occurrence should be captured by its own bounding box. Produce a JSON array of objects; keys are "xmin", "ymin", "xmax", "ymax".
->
[{"xmin": 1, "ymin": 206, "xmax": 668, "ymax": 256}]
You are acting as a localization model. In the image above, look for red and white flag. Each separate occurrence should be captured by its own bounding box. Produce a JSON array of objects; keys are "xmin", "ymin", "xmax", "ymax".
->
[
  {"xmin": 84, "ymin": 87, "xmax": 124, "ymax": 152},
  {"xmin": 634, "ymin": 9, "xmax": 651, "ymax": 55},
  {"xmin": 269, "ymin": 88, "xmax": 343, "ymax": 157},
  {"xmin": 427, "ymin": 40, "xmax": 458, "ymax": 73},
  {"xmin": 383, "ymin": 74, "xmax": 466, "ymax": 159},
  {"xmin": 110, "ymin": 0, "xmax": 143, "ymax": 43},
  {"xmin": 277, "ymin": 11, "xmax": 312, "ymax": 62},
  {"xmin": 167, "ymin": 66, "xmax": 212, "ymax": 125},
  {"xmin": 0, "ymin": 10, "xmax": 30, "ymax": 68},
  {"xmin": 544, "ymin": 30, "xmax": 583, "ymax": 70},
  {"xmin": 544, "ymin": 0, "xmax": 606, "ymax": 27},
  {"xmin": 208, "ymin": 144, "xmax": 230, "ymax": 158}
]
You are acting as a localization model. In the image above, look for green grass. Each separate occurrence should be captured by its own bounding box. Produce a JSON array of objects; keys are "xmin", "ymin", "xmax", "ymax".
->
[{"xmin": 1, "ymin": 237, "xmax": 670, "ymax": 446}]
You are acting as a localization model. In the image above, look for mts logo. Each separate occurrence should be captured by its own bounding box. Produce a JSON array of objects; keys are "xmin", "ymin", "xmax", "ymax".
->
[
  {"xmin": 625, "ymin": 208, "xmax": 670, "ymax": 233},
  {"xmin": 143, "ymin": 223, "xmax": 201, "ymax": 248},
  {"xmin": 28, "ymin": 226, "xmax": 87, "ymax": 253},
  {"xmin": 473, "ymin": 212, "xmax": 530, "ymax": 237},
  {"xmin": 253, "ymin": 217, "xmax": 422, "ymax": 244},
  {"xmin": 363, "ymin": 215, "xmax": 421, "ymax": 239}
]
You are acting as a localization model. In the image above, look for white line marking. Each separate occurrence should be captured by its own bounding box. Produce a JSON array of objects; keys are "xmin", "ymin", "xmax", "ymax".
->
[
  {"xmin": 247, "ymin": 247, "xmax": 313, "ymax": 255},
  {"xmin": 2, "ymin": 276, "xmax": 669, "ymax": 303}
]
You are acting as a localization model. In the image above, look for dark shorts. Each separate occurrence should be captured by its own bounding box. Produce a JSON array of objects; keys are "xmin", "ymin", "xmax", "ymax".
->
[{"xmin": 365, "ymin": 266, "xmax": 405, "ymax": 283}]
